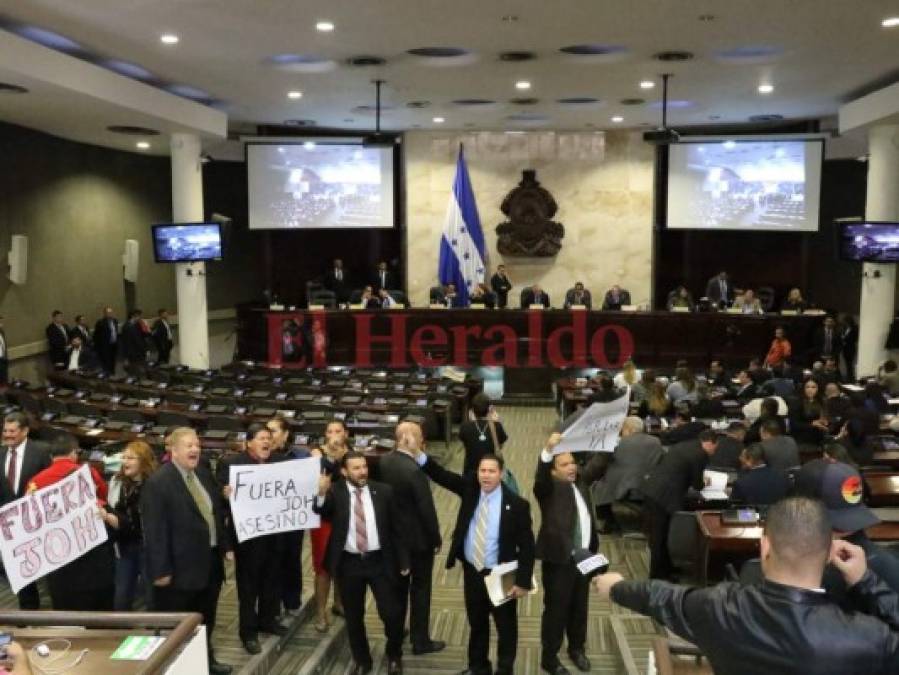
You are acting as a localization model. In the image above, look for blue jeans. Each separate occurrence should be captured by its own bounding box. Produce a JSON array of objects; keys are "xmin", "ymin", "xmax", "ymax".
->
[{"xmin": 114, "ymin": 541, "xmax": 150, "ymax": 610}]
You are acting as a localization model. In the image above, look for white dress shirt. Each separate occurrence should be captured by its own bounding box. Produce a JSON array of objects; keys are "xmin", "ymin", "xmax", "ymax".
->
[
  {"xmin": 67, "ymin": 347, "xmax": 81, "ymax": 371},
  {"xmin": 572, "ymin": 484, "xmax": 592, "ymax": 549},
  {"xmin": 4, "ymin": 440, "xmax": 27, "ymax": 494},
  {"xmin": 0, "ymin": 332, "xmax": 6, "ymax": 359},
  {"xmin": 345, "ymin": 482, "xmax": 381, "ymax": 553}
]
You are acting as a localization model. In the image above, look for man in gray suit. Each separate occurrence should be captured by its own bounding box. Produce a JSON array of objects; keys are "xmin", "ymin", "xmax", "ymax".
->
[
  {"xmin": 759, "ymin": 418, "xmax": 800, "ymax": 472},
  {"xmin": 593, "ymin": 417, "xmax": 663, "ymax": 534}
]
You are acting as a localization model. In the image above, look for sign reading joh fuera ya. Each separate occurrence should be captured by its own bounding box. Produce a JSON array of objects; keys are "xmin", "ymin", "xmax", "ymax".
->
[
  {"xmin": 267, "ymin": 310, "xmax": 635, "ymax": 369},
  {"xmin": 229, "ymin": 457, "xmax": 321, "ymax": 543},
  {"xmin": 0, "ymin": 465, "xmax": 107, "ymax": 594}
]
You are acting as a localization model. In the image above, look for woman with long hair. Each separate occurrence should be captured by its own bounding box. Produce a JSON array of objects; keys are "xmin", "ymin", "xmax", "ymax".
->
[
  {"xmin": 666, "ymin": 366, "xmax": 698, "ymax": 405},
  {"xmin": 638, "ymin": 380, "xmax": 672, "ymax": 419},
  {"xmin": 789, "ymin": 377, "xmax": 827, "ymax": 446},
  {"xmin": 102, "ymin": 440, "xmax": 158, "ymax": 610},
  {"xmin": 614, "ymin": 360, "xmax": 641, "ymax": 389},
  {"xmin": 310, "ymin": 419, "xmax": 351, "ymax": 632}
]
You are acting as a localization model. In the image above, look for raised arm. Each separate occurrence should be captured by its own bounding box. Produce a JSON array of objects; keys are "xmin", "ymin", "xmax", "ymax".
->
[
  {"xmin": 533, "ymin": 433, "xmax": 562, "ymax": 500},
  {"xmin": 421, "ymin": 456, "xmax": 466, "ymax": 496}
]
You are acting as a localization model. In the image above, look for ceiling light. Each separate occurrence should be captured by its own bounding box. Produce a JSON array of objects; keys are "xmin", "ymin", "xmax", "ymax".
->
[
  {"xmin": 639, "ymin": 80, "xmax": 655, "ymax": 90},
  {"xmin": 287, "ymin": 90, "xmax": 303, "ymax": 99},
  {"xmin": 611, "ymin": 115, "xmax": 624, "ymax": 123},
  {"xmin": 316, "ymin": 21, "xmax": 335, "ymax": 32},
  {"xmin": 757, "ymin": 83, "xmax": 774, "ymax": 94},
  {"xmin": 136, "ymin": 141, "xmax": 151, "ymax": 150},
  {"xmin": 882, "ymin": 16, "xmax": 899, "ymax": 27},
  {"xmin": 515, "ymin": 80, "xmax": 531, "ymax": 90},
  {"xmin": 304, "ymin": 141, "xmax": 316, "ymax": 150},
  {"xmin": 160, "ymin": 33, "xmax": 179, "ymax": 45},
  {"xmin": 433, "ymin": 116, "xmax": 445, "ymax": 123}
]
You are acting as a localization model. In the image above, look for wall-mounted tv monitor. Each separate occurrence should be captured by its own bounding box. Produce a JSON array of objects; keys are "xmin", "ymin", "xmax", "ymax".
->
[
  {"xmin": 152, "ymin": 223, "xmax": 223, "ymax": 263},
  {"xmin": 667, "ymin": 138, "xmax": 824, "ymax": 232},
  {"xmin": 838, "ymin": 222, "xmax": 899, "ymax": 263},
  {"xmin": 246, "ymin": 141, "xmax": 395, "ymax": 230}
]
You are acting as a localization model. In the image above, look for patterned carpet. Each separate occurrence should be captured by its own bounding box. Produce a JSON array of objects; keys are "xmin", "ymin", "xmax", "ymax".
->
[{"xmin": 270, "ymin": 405, "xmax": 661, "ymax": 675}]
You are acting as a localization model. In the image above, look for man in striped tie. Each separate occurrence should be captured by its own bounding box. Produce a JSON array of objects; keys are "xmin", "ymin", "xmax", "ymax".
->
[
  {"xmin": 418, "ymin": 452, "xmax": 536, "ymax": 675},
  {"xmin": 314, "ymin": 451, "xmax": 409, "ymax": 675}
]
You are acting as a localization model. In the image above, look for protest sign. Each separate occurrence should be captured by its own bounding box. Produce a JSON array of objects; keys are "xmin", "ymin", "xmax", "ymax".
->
[
  {"xmin": 229, "ymin": 457, "xmax": 321, "ymax": 543},
  {"xmin": 553, "ymin": 390, "xmax": 630, "ymax": 454},
  {"xmin": 0, "ymin": 465, "xmax": 107, "ymax": 594}
]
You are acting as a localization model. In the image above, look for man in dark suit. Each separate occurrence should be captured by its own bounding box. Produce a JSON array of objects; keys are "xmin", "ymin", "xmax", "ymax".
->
[
  {"xmin": 314, "ymin": 451, "xmax": 408, "ymax": 675},
  {"xmin": 490, "ymin": 265, "xmax": 513, "ymax": 309},
  {"xmin": 373, "ymin": 260, "xmax": 396, "ymax": 292},
  {"xmin": 324, "ymin": 258, "xmax": 351, "ymax": 303},
  {"xmin": 813, "ymin": 315, "xmax": 842, "ymax": 362},
  {"xmin": 709, "ymin": 422, "xmax": 745, "ymax": 471},
  {"xmin": 729, "ymin": 444, "xmax": 789, "ymax": 506},
  {"xmin": 759, "ymin": 418, "xmax": 800, "ymax": 472},
  {"xmin": 142, "ymin": 427, "xmax": 233, "ymax": 675},
  {"xmin": 151, "ymin": 308, "xmax": 175, "ymax": 364},
  {"xmin": 563, "ymin": 282, "xmax": 592, "ymax": 310},
  {"xmin": 593, "ymin": 417, "xmax": 663, "ymax": 533},
  {"xmin": 45, "ymin": 310, "xmax": 69, "ymax": 369},
  {"xmin": 641, "ymin": 430, "xmax": 718, "ymax": 579},
  {"xmin": 0, "ymin": 412, "xmax": 51, "ymax": 609},
  {"xmin": 705, "ymin": 271, "xmax": 734, "ymax": 307},
  {"xmin": 63, "ymin": 335, "xmax": 99, "ymax": 372},
  {"xmin": 121, "ymin": 309, "xmax": 148, "ymax": 373},
  {"xmin": 421, "ymin": 453, "xmax": 535, "ymax": 675},
  {"xmin": 734, "ymin": 369, "xmax": 759, "ymax": 403},
  {"xmin": 377, "ymin": 422, "xmax": 445, "ymax": 656},
  {"xmin": 521, "ymin": 284, "xmax": 551, "ymax": 309},
  {"xmin": 601, "ymin": 285, "xmax": 631, "ymax": 310},
  {"xmin": 93, "ymin": 306, "xmax": 119, "ymax": 374},
  {"xmin": 0, "ymin": 315, "xmax": 8, "ymax": 385},
  {"xmin": 69, "ymin": 314, "xmax": 92, "ymax": 347},
  {"xmin": 535, "ymin": 434, "xmax": 610, "ymax": 674}
]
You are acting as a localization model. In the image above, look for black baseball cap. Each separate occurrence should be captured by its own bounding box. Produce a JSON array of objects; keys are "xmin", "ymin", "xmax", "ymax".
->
[{"xmin": 797, "ymin": 460, "xmax": 879, "ymax": 532}]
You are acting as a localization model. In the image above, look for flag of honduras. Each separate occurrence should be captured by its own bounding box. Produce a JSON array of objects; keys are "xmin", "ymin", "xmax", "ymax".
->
[{"xmin": 438, "ymin": 145, "xmax": 486, "ymax": 306}]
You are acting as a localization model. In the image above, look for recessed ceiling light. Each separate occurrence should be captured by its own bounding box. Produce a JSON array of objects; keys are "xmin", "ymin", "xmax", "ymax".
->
[
  {"xmin": 160, "ymin": 33, "xmax": 179, "ymax": 45},
  {"xmin": 639, "ymin": 80, "xmax": 655, "ymax": 90},
  {"xmin": 304, "ymin": 141, "xmax": 316, "ymax": 150},
  {"xmin": 287, "ymin": 90, "xmax": 303, "ymax": 99},
  {"xmin": 316, "ymin": 21, "xmax": 335, "ymax": 32},
  {"xmin": 611, "ymin": 115, "xmax": 624, "ymax": 123},
  {"xmin": 757, "ymin": 83, "xmax": 774, "ymax": 94},
  {"xmin": 515, "ymin": 80, "xmax": 531, "ymax": 90},
  {"xmin": 882, "ymin": 16, "xmax": 899, "ymax": 27},
  {"xmin": 136, "ymin": 141, "xmax": 151, "ymax": 150},
  {"xmin": 432, "ymin": 116, "xmax": 445, "ymax": 123}
]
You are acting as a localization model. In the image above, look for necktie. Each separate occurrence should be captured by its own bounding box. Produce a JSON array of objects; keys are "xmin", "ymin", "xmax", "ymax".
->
[
  {"xmin": 109, "ymin": 320, "xmax": 116, "ymax": 343},
  {"xmin": 6, "ymin": 448, "xmax": 16, "ymax": 493},
  {"xmin": 472, "ymin": 497, "xmax": 490, "ymax": 570},
  {"xmin": 336, "ymin": 269, "xmax": 342, "ymax": 281},
  {"xmin": 825, "ymin": 330, "xmax": 832, "ymax": 354},
  {"xmin": 720, "ymin": 280, "xmax": 726, "ymax": 299},
  {"xmin": 572, "ymin": 495, "xmax": 583, "ymax": 551},
  {"xmin": 0, "ymin": 334, "xmax": 5, "ymax": 358},
  {"xmin": 354, "ymin": 488, "xmax": 368, "ymax": 553},
  {"xmin": 185, "ymin": 472, "xmax": 215, "ymax": 544},
  {"xmin": 381, "ymin": 272, "xmax": 386, "ymax": 288}
]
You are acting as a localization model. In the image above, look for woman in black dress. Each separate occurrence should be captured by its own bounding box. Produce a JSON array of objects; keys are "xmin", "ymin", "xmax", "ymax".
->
[{"xmin": 458, "ymin": 393, "xmax": 507, "ymax": 475}]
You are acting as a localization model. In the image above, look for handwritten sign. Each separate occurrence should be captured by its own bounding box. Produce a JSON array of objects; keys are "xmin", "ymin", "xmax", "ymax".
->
[
  {"xmin": 0, "ymin": 465, "xmax": 108, "ymax": 594},
  {"xmin": 229, "ymin": 457, "xmax": 321, "ymax": 543},
  {"xmin": 554, "ymin": 390, "xmax": 630, "ymax": 454}
]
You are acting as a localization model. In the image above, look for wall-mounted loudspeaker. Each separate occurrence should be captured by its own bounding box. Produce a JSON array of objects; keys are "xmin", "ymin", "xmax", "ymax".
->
[
  {"xmin": 8, "ymin": 235, "xmax": 27, "ymax": 285},
  {"xmin": 122, "ymin": 239, "xmax": 139, "ymax": 283}
]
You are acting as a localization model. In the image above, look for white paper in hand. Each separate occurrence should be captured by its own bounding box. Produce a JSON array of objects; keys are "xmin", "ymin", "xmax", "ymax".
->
[
  {"xmin": 554, "ymin": 389, "xmax": 630, "ymax": 455},
  {"xmin": 576, "ymin": 553, "xmax": 609, "ymax": 576},
  {"xmin": 701, "ymin": 470, "xmax": 729, "ymax": 501}
]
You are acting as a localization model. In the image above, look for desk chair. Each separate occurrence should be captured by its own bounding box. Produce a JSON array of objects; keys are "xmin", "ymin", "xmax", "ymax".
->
[
  {"xmin": 42, "ymin": 398, "xmax": 69, "ymax": 415},
  {"xmin": 206, "ymin": 415, "xmax": 246, "ymax": 432},
  {"xmin": 108, "ymin": 409, "xmax": 147, "ymax": 424},
  {"xmin": 667, "ymin": 511, "xmax": 702, "ymax": 583},
  {"xmin": 156, "ymin": 411, "xmax": 191, "ymax": 427}
]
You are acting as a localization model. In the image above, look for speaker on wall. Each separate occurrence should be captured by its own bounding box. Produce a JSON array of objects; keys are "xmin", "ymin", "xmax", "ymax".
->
[
  {"xmin": 8, "ymin": 235, "xmax": 27, "ymax": 285},
  {"xmin": 122, "ymin": 239, "xmax": 139, "ymax": 283}
]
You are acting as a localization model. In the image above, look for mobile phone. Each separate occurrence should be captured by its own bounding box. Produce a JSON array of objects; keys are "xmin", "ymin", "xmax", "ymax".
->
[{"xmin": 0, "ymin": 632, "xmax": 11, "ymax": 660}]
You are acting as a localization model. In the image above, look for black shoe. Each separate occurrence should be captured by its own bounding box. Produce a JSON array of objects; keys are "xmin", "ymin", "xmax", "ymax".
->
[
  {"xmin": 541, "ymin": 662, "xmax": 571, "ymax": 675},
  {"xmin": 241, "ymin": 637, "xmax": 261, "ymax": 655},
  {"xmin": 260, "ymin": 621, "xmax": 288, "ymax": 636},
  {"xmin": 350, "ymin": 664, "xmax": 373, "ymax": 675},
  {"xmin": 412, "ymin": 640, "xmax": 446, "ymax": 655},
  {"xmin": 568, "ymin": 650, "xmax": 591, "ymax": 672},
  {"xmin": 209, "ymin": 656, "xmax": 233, "ymax": 675},
  {"xmin": 387, "ymin": 658, "xmax": 403, "ymax": 675}
]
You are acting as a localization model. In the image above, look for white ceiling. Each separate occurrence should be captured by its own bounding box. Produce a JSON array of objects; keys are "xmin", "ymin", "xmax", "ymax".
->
[{"xmin": 0, "ymin": 0, "xmax": 897, "ymax": 152}]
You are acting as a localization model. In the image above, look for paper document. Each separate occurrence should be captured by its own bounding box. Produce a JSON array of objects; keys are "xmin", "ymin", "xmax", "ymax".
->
[
  {"xmin": 576, "ymin": 553, "xmax": 609, "ymax": 576},
  {"xmin": 701, "ymin": 470, "xmax": 729, "ymax": 501},
  {"xmin": 484, "ymin": 561, "xmax": 538, "ymax": 607}
]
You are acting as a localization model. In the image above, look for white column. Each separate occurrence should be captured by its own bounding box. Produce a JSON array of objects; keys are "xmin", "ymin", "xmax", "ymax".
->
[
  {"xmin": 857, "ymin": 124, "xmax": 899, "ymax": 376},
  {"xmin": 170, "ymin": 133, "xmax": 210, "ymax": 369}
]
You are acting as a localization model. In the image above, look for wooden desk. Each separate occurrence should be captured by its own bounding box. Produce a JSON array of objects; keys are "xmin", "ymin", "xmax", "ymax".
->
[
  {"xmin": 864, "ymin": 474, "xmax": 899, "ymax": 507},
  {"xmin": 696, "ymin": 511, "xmax": 899, "ymax": 584}
]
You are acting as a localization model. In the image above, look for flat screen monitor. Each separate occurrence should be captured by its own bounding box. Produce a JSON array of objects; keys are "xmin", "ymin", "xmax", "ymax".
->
[
  {"xmin": 838, "ymin": 222, "xmax": 899, "ymax": 263},
  {"xmin": 667, "ymin": 138, "xmax": 824, "ymax": 232},
  {"xmin": 246, "ymin": 142, "xmax": 395, "ymax": 229},
  {"xmin": 152, "ymin": 223, "xmax": 223, "ymax": 263}
]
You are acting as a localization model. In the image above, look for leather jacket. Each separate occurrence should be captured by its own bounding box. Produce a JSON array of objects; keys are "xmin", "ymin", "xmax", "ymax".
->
[{"xmin": 611, "ymin": 571, "xmax": 899, "ymax": 674}]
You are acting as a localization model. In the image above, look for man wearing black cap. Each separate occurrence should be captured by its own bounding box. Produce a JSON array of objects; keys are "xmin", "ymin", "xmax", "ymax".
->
[
  {"xmin": 596, "ymin": 497, "xmax": 899, "ymax": 675},
  {"xmin": 795, "ymin": 456, "xmax": 899, "ymax": 604}
]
